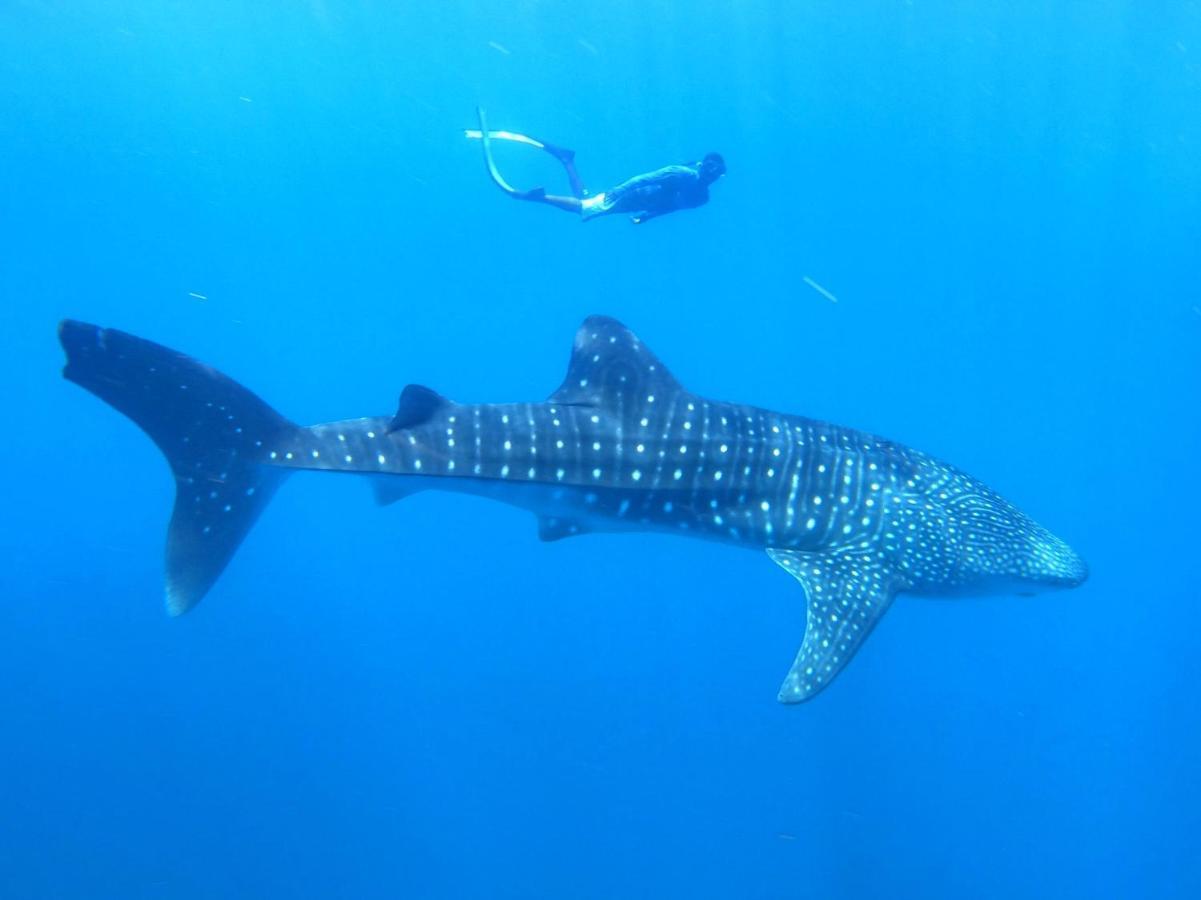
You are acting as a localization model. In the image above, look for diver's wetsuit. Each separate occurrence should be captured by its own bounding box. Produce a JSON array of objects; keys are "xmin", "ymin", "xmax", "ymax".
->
[
  {"xmin": 580, "ymin": 164, "xmax": 713, "ymax": 224},
  {"xmin": 470, "ymin": 108, "xmax": 723, "ymax": 225}
]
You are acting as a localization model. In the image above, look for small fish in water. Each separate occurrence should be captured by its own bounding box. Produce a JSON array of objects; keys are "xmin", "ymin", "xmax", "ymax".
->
[{"xmin": 58, "ymin": 316, "xmax": 1086, "ymax": 703}]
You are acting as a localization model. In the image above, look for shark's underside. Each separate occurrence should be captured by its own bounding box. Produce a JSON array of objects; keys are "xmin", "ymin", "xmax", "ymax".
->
[{"xmin": 59, "ymin": 316, "xmax": 1087, "ymax": 703}]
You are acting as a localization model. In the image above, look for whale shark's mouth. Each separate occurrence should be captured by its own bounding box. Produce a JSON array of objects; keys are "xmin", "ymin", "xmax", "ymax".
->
[{"xmin": 909, "ymin": 573, "xmax": 1084, "ymax": 600}]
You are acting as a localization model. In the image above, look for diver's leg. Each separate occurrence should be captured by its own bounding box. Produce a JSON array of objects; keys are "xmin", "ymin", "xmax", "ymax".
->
[
  {"xmin": 497, "ymin": 186, "xmax": 581, "ymax": 214},
  {"xmin": 535, "ymin": 193, "xmax": 583, "ymax": 214},
  {"xmin": 560, "ymin": 158, "xmax": 588, "ymax": 199},
  {"xmin": 538, "ymin": 142, "xmax": 588, "ymax": 198}
]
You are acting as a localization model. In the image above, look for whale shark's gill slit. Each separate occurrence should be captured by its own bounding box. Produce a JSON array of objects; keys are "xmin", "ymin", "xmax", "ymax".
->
[{"xmin": 59, "ymin": 320, "xmax": 297, "ymax": 616}]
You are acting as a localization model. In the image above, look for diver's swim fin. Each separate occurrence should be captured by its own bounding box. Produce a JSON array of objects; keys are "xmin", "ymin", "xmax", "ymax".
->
[
  {"xmin": 464, "ymin": 127, "xmax": 546, "ymax": 151},
  {"xmin": 464, "ymin": 125, "xmax": 575, "ymax": 164},
  {"xmin": 469, "ymin": 110, "xmax": 581, "ymax": 197},
  {"xmin": 465, "ymin": 128, "xmax": 576, "ymax": 169},
  {"xmin": 538, "ymin": 142, "xmax": 575, "ymax": 166},
  {"xmin": 474, "ymin": 108, "xmax": 525, "ymax": 197}
]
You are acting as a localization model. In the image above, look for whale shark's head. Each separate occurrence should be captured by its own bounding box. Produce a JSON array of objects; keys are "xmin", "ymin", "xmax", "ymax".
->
[
  {"xmin": 1019, "ymin": 527, "xmax": 1089, "ymax": 587},
  {"xmin": 904, "ymin": 467, "xmax": 1088, "ymax": 598},
  {"xmin": 949, "ymin": 499, "xmax": 1089, "ymax": 596}
]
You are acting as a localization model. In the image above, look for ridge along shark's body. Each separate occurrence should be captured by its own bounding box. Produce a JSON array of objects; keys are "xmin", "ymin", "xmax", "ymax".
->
[{"xmin": 59, "ymin": 316, "xmax": 1088, "ymax": 703}]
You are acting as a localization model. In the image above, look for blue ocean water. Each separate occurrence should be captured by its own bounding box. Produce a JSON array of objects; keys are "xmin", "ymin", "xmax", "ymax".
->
[{"xmin": 2, "ymin": 1, "xmax": 1199, "ymax": 897}]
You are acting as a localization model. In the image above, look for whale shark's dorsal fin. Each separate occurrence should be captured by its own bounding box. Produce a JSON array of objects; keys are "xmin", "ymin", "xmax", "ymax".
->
[
  {"xmin": 550, "ymin": 316, "xmax": 685, "ymax": 409},
  {"xmin": 768, "ymin": 548, "xmax": 900, "ymax": 703},
  {"xmin": 390, "ymin": 384, "xmax": 451, "ymax": 432}
]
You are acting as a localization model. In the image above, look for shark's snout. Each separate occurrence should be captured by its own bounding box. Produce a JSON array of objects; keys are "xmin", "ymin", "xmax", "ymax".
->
[{"xmin": 1029, "ymin": 532, "xmax": 1089, "ymax": 588}]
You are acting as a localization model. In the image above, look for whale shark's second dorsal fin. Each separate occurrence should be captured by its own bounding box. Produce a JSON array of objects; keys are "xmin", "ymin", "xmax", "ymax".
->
[
  {"xmin": 389, "ymin": 384, "xmax": 451, "ymax": 432},
  {"xmin": 550, "ymin": 316, "xmax": 685, "ymax": 410}
]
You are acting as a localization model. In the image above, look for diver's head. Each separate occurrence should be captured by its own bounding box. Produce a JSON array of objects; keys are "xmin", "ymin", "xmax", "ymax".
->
[{"xmin": 698, "ymin": 152, "xmax": 726, "ymax": 185}]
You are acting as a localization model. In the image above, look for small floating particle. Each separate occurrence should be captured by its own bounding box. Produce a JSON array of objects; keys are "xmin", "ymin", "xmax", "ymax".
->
[
  {"xmin": 802, "ymin": 276, "xmax": 839, "ymax": 304},
  {"xmin": 776, "ymin": 832, "xmax": 797, "ymax": 841},
  {"xmin": 488, "ymin": 41, "xmax": 511, "ymax": 55},
  {"xmin": 187, "ymin": 291, "xmax": 208, "ymax": 301},
  {"xmin": 578, "ymin": 39, "xmax": 599, "ymax": 56},
  {"xmin": 238, "ymin": 96, "xmax": 253, "ymax": 103}
]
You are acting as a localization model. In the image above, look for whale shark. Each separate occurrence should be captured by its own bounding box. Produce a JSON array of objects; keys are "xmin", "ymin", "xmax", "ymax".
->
[{"xmin": 59, "ymin": 316, "xmax": 1087, "ymax": 703}]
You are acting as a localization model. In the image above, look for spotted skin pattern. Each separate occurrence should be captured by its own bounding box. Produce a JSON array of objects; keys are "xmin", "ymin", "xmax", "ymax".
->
[{"xmin": 59, "ymin": 316, "xmax": 1087, "ymax": 703}]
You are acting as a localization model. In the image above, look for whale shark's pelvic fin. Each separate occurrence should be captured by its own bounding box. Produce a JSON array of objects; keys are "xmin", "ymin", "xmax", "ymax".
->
[
  {"xmin": 537, "ymin": 516, "xmax": 591, "ymax": 542},
  {"xmin": 369, "ymin": 476, "xmax": 426, "ymax": 507},
  {"xmin": 767, "ymin": 548, "xmax": 899, "ymax": 703}
]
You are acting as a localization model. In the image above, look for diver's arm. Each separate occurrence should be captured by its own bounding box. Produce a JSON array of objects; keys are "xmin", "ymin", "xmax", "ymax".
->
[{"xmin": 630, "ymin": 210, "xmax": 664, "ymax": 225}]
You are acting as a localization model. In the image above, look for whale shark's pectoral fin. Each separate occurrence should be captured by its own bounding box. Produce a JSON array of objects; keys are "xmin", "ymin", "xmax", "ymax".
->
[{"xmin": 767, "ymin": 548, "xmax": 899, "ymax": 704}]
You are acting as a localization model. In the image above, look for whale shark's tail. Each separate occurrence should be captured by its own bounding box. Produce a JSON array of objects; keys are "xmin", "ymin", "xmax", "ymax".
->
[{"xmin": 59, "ymin": 320, "xmax": 298, "ymax": 615}]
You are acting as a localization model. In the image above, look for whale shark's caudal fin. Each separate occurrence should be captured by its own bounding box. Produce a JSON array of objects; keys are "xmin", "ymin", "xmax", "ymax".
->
[{"xmin": 59, "ymin": 320, "xmax": 298, "ymax": 615}]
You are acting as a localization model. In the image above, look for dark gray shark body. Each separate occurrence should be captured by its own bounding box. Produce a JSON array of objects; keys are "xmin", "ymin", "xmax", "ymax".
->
[{"xmin": 59, "ymin": 316, "xmax": 1087, "ymax": 703}]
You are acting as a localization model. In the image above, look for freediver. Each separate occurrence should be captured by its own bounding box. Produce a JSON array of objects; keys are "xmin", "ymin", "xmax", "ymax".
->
[{"xmin": 468, "ymin": 108, "xmax": 725, "ymax": 225}]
